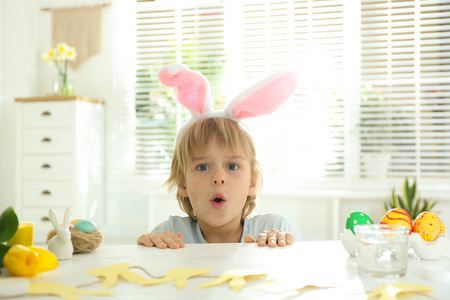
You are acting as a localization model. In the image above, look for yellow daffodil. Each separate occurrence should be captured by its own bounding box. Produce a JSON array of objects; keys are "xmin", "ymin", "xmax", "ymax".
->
[
  {"xmin": 42, "ymin": 42, "xmax": 76, "ymax": 96},
  {"xmin": 3, "ymin": 245, "xmax": 59, "ymax": 277},
  {"xmin": 42, "ymin": 54, "xmax": 51, "ymax": 64},
  {"xmin": 66, "ymin": 47, "xmax": 77, "ymax": 61},
  {"xmin": 47, "ymin": 49, "xmax": 56, "ymax": 59},
  {"xmin": 57, "ymin": 43, "xmax": 68, "ymax": 54}
]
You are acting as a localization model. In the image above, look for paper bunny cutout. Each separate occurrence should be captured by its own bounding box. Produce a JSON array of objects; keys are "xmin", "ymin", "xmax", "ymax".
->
[
  {"xmin": 47, "ymin": 207, "xmax": 73, "ymax": 260},
  {"xmin": 159, "ymin": 63, "xmax": 298, "ymax": 134}
]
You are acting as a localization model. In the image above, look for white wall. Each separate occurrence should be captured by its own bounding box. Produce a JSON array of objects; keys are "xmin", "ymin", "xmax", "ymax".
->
[
  {"xmin": 0, "ymin": 0, "xmax": 139, "ymax": 241},
  {"xmin": 0, "ymin": 0, "xmax": 41, "ymax": 213},
  {"xmin": 0, "ymin": 0, "xmax": 118, "ymax": 213}
]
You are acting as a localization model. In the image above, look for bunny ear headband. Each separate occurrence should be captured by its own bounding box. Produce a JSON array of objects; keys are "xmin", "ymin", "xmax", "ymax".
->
[{"xmin": 158, "ymin": 63, "xmax": 298, "ymax": 136}]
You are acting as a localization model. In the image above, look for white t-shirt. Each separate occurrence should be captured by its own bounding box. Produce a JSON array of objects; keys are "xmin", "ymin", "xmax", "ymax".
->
[{"xmin": 150, "ymin": 214, "xmax": 301, "ymax": 243}]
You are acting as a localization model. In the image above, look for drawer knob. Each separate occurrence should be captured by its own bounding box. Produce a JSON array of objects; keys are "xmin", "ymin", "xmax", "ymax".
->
[
  {"xmin": 41, "ymin": 190, "xmax": 52, "ymax": 195},
  {"xmin": 41, "ymin": 111, "xmax": 52, "ymax": 116},
  {"xmin": 41, "ymin": 164, "xmax": 51, "ymax": 169},
  {"xmin": 41, "ymin": 137, "xmax": 52, "ymax": 143}
]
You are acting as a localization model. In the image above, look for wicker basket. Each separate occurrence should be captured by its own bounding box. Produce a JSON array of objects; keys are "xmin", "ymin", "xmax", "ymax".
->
[{"xmin": 47, "ymin": 228, "xmax": 104, "ymax": 253}]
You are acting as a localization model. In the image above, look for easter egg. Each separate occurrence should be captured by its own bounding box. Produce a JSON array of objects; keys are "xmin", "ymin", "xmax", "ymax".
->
[
  {"xmin": 380, "ymin": 208, "xmax": 412, "ymax": 233},
  {"xmin": 412, "ymin": 212, "xmax": 445, "ymax": 242},
  {"xmin": 71, "ymin": 219, "xmax": 83, "ymax": 227},
  {"xmin": 346, "ymin": 211, "xmax": 374, "ymax": 234},
  {"xmin": 74, "ymin": 220, "xmax": 98, "ymax": 233}
]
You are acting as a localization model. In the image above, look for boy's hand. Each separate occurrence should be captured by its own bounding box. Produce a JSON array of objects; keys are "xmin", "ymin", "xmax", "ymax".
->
[
  {"xmin": 244, "ymin": 229, "xmax": 294, "ymax": 247},
  {"xmin": 137, "ymin": 231, "xmax": 185, "ymax": 249}
]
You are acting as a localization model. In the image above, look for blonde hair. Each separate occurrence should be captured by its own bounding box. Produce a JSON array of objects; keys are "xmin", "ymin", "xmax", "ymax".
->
[{"xmin": 164, "ymin": 117, "xmax": 263, "ymax": 222}]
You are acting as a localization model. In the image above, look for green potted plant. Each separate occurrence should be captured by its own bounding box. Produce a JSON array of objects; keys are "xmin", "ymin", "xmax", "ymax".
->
[{"xmin": 385, "ymin": 177, "xmax": 437, "ymax": 220}]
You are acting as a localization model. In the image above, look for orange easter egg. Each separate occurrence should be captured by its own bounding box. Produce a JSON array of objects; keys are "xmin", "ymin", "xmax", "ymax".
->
[
  {"xmin": 380, "ymin": 208, "xmax": 413, "ymax": 233},
  {"xmin": 412, "ymin": 212, "xmax": 446, "ymax": 242}
]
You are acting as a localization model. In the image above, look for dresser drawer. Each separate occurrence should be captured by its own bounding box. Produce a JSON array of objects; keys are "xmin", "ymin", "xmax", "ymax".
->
[
  {"xmin": 22, "ymin": 156, "xmax": 71, "ymax": 180},
  {"xmin": 22, "ymin": 181, "xmax": 70, "ymax": 206},
  {"xmin": 22, "ymin": 102, "xmax": 71, "ymax": 128},
  {"xmin": 23, "ymin": 128, "xmax": 71, "ymax": 153}
]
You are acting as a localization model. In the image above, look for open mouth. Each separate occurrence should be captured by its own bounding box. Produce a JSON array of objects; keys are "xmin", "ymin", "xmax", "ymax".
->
[{"xmin": 211, "ymin": 194, "xmax": 226, "ymax": 208}]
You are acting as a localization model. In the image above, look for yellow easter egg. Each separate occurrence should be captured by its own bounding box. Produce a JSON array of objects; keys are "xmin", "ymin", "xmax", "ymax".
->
[
  {"xmin": 380, "ymin": 208, "xmax": 413, "ymax": 233},
  {"xmin": 412, "ymin": 212, "xmax": 445, "ymax": 242},
  {"xmin": 71, "ymin": 219, "xmax": 83, "ymax": 227}
]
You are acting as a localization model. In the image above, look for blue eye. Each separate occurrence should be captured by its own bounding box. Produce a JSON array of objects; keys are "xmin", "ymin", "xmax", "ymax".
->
[
  {"xmin": 227, "ymin": 163, "xmax": 239, "ymax": 171},
  {"xmin": 196, "ymin": 164, "xmax": 209, "ymax": 171}
]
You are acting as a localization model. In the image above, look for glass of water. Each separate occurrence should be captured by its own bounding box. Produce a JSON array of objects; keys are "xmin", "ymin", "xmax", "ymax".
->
[{"xmin": 355, "ymin": 224, "xmax": 410, "ymax": 278}]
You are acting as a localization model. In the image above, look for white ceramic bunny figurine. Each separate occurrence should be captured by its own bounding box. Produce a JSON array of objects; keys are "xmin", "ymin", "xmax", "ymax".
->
[{"xmin": 47, "ymin": 207, "xmax": 74, "ymax": 260}]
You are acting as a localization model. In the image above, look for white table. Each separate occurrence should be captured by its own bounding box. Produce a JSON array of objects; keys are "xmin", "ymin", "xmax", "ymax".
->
[{"xmin": 1, "ymin": 241, "xmax": 449, "ymax": 299}]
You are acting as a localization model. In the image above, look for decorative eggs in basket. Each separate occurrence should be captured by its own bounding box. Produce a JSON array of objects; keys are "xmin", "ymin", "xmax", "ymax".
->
[
  {"xmin": 380, "ymin": 208, "xmax": 412, "ymax": 233},
  {"xmin": 74, "ymin": 220, "xmax": 98, "ymax": 233},
  {"xmin": 340, "ymin": 211, "xmax": 374, "ymax": 256},
  {"xmin": 410, "ymin": 212, "xmax": 446, "ymax": 260},
  {"xmin": 346, "ymin": 211, "xmax": 374, "ymax": 234},
  {"xmin": 412, "ymin": 212, "xmax": 445, "ymax": 241},
  {"xmin": 340, "ymin": 209, "xmax": 446, "ymax": 260},
  {"xmin": 47, "ymin": 218, "xmax": 104, "ymax": 254}
]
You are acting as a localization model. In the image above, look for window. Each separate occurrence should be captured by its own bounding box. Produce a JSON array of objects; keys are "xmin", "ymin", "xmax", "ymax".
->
[
  {"xmin": 133, "ymin": 0, "xmax": 450, "ymax": 184},
  {"xmin": 360, "ymin": 0, "xmax": 450, "ymax": 178},
  {"xmin": 240, "ymin": 0, "xmax": 346, "ymax": 182},
  {"xmin": 136, "ymin": 0, "xmax": 226, "ymax": 176}
]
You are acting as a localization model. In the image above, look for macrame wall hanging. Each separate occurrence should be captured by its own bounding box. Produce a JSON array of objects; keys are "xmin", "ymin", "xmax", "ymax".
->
[{"xmin": 41, "ymin": 3, "xmax": 110, "ymax": 70}]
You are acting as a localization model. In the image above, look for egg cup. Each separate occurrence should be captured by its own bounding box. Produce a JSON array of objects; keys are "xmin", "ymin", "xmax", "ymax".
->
[
  {"xmin": 410, "ymin": 232, "xmax": 447, "ymax": 261},
  {"xmin": 340, "ymin": 229, "xmax": 356, "ymax": 256}
]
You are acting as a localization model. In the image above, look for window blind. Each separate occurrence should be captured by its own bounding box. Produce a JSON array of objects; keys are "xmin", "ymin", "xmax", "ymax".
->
[
  {"xmin": 360, "ymin": 0, "xmax": 450, "ymax": 178},
  {"xmin": 136, "ymin": 0, "xmax": 226, "ymax": 176},
  {"xmin": 134, "ymin": 0, "xmax": 450, "ymax": 182},
  {"xmin": 135, "ymin": 0, "xmax": 346, "ymax": 182},
  {"xmin": 241, "ymin": 0, "xmax": 346, "ymax": 182}
]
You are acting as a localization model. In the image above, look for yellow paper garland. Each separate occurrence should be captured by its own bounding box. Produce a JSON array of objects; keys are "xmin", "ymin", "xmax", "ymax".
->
[
  {"xmin": 254, "ymin": 280, "xmax": 336, "ymax": 296},
  {"xmin": 28, "ymin": 282, "xmax": 113, "ymax": 300},
  {"xmin": 22, "ymin": 262, "xmax": 435, "ymax": 299},
  {"xmin": 86, "ymin": 263, "xmax": 148, "ymax": 289},
  {"xmin": 366, "ymin": 283, "xmax": 433, "ymax": 300},
  {"xmin": 197, "ymin": 270, "xmax": 267, "ymax": 292},
  {"xmin": 143, "ymin": 268, "xmax": 212, "ymax": 289}
]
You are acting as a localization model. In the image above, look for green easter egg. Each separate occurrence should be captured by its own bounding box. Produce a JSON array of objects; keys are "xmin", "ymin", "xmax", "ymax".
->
[
  {"xmin": 346, "ymin": 211, "xmax": 373, "ymax": 234},
  {"xmin": 74, "ymin": 220, "xmax": 98, "ymax": 233}
]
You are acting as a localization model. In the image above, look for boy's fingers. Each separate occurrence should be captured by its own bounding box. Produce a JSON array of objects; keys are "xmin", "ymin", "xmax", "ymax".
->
[
  {"xmin": 137, "ymin": 234, "xmax": 154, "ymax": 247},
  {"xmin": 137, "ymin": 234, "xmax": 145, "ymax": 245},
  {"xmin": 151, "ymin": 235, "xmax": 168, "ymax": 249},
  {"xmin": 244, "ymin": 235, "xmax": 255, "ymax": 243},
  {"xmin": 257, "ymin": 231, "xmax": 268, "ymax": 246},
  {"xmin": 163, "ymin": 237, "xmax": 180, "ymax": 249},
  {"xmin": 137, "ymin": 232, "xmax": 187, "ymax": 249},
  {"xmin": 175, "ymin": 233, "xmax": 186, "ymax": 248},
  {"xmin": 277, "ymin": 231, "xmax": 286, "ymax": 247},
  {"xmin": 286, "ymin": 233, "xmax": 294, "ymax": 245},
  {"xmin": 160, "ymin": 232, "xmax": 186, "ymax": 249},
  {"xmin": 267, "ymin": 229, "xmax": 278, "ymax": 247}
]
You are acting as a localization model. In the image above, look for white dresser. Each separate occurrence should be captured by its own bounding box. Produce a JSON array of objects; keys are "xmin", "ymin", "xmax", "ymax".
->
[{"xmin": 15, "ymin": 96, "xmax": 104, "ymax": 243}]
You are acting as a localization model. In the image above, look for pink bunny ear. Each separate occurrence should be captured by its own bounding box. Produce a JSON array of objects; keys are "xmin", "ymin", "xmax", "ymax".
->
[
  {"xmin": 226, "ymin": 70, "xmax": 298, "ymax": 119},
  {"xmin": 159, "ymin": 63, "xmax": 211, "ymax": 116}
]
